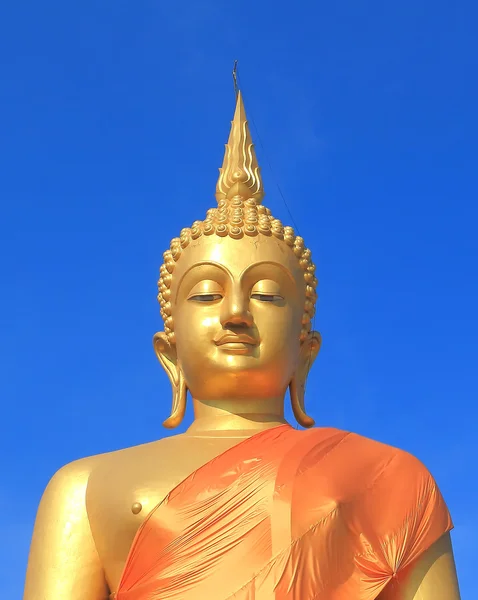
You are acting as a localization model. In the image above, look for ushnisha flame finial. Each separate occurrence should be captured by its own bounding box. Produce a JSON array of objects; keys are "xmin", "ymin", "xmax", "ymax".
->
[{"xmin": 215, "ymin": 91, "xmax": 265, "ymax": 204}]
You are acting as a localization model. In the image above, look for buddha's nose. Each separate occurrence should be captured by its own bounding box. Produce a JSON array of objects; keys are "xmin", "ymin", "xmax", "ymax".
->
[{"xmin": 221, "ymin": 292, "xmax": 253, "ymax": 328}]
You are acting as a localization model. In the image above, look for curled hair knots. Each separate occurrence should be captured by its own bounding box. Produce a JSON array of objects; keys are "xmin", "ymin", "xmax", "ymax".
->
[
  {"xmin": 203, "ymin": 221, "xmax": 215, "ymax": 235},
  {"xmin": 244, "ymin": 223, "xmax": 258, "ymax": 236},
  {"xmin": 229, "ymin": 225, "xmax": 243, "ymax": 239},
  {"xmin": 271, "ymin": 219, "xmax": 284, "ymax": 240},
  {"xmin": 191, "ymin": 221, "xmax": 202, "ymax": 240},
  {"xmin": 180, "ymin": 228, "xmax": 191, "ymax": 249},
  {"xmin": 244, "ymin": 198, "xmax": 258, "ymax": 209},
  {"xmin": 215, "ymin": 223, "xmax": 229, "ymax": 237},
  {"xmin": 170, "ymin": 238, "xmax": 182, "ymax": 261},
  {"xmin": 258, "ymin": 214, "xmax": 272, "ymax": 235}
]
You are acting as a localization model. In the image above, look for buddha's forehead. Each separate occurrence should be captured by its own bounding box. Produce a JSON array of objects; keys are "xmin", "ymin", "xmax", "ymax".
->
[{"xmin": 171, "ymin": 234, "xmax": 305, "ymax": 288}]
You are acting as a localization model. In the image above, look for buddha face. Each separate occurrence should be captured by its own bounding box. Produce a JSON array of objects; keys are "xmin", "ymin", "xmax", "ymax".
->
[{"xmin": 164, "ymin": 233, "xmax": 310, "ymax": 403}]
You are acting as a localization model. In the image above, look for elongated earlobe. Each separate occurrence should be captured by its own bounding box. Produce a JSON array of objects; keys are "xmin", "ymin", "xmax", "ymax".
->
[
  {"xmin": 162, "ymin": 368, "xmax": 187, "ymax": 429},
  {"xmin": 153, "ymin": 332, "xmax": 188, "ymax": 429},
  {"xmin": 289, "ymin": 377, "xmax": 315, "ymax": 428},
  {"xmin": 289, "ymin": 331, "xmax": 322, "ymax": 428}
]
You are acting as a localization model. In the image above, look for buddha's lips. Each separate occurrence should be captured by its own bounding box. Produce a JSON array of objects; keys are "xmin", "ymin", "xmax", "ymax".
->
[{"xmin": 214, "ymin": 333, "xmax": 259, "ymax": 346}]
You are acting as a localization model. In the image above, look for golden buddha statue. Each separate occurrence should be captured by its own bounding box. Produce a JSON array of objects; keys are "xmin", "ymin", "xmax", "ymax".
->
[{"xmin": 24, "ymin": 90, "xmax": 461, "ymax": 600}]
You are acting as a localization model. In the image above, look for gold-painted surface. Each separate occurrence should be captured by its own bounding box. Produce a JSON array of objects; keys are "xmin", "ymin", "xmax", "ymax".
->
[
  {"xmin": 23, "ymin": 458, "xmax": 109, "ymax": 600},
  {"xmin": 155, "ymin": 231, "xmax": 321, "ymax": 431},
  {"xmin": 156, "ymin": 90, "xmax": 318, "ymax": 412},
  {"xmin": 131, "ymin": 503, "xmax": 142, "ymax": 515},
  {"xmin": 24, "ymin": 90, "xmax": 460, "ymax": 600},
  {"xmin": 215, "ymin": 90, "xmax": 264, "ymax": 203}
]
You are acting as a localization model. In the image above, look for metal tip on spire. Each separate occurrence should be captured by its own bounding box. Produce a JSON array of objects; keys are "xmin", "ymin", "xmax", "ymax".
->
[{"xmin": 232, "ymin": 60, "xmax": 239, "ymax": 98}]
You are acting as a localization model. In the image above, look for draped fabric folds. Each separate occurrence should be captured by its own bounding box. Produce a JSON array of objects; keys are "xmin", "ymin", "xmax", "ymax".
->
[{"xmin": 114, "ymin": 425, "xmax": 452, "ymax": 599}]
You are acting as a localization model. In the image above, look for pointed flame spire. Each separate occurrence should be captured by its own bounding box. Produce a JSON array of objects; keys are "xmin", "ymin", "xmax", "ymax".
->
[{"xmin": 215, "ymin": 91, "xmax": 265, "ymax": 204}]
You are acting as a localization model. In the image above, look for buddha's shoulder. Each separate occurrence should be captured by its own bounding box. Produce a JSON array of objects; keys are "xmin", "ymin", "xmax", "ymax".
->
[
  {"xmin": 45, "ymin": 435, "xmax": 178, "ymax": 497},
  {"xmin": 312, "ymin": 426, "xmax": 435, "ymax": 490}
]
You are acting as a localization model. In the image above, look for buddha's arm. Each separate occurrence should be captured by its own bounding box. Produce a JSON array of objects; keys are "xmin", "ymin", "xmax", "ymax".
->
[
  {"xmin": 379, "ymin": 533, "xmax": 460, "ymax": 600},
  {"xmin": 24, "ymin": 459, "xmax": 109, "ymax": 600}
]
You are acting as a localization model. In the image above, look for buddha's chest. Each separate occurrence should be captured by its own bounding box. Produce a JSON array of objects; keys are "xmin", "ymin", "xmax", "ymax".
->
[
  {"xmin": 87, "ymin": 472, "xmax": 178, "ymax": 590},
  {"xmin": 87, "ymin": 439, "xmax": 243, "ymax": 591},
  {"xmin": 100, "ymin": 459, "xmax": 354, "ymax": 598}
]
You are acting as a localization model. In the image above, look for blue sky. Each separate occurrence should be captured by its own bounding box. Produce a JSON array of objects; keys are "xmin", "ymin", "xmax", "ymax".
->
[{"xmin": 1, "ymin": 1, "xmax": 477, "ymax": 597}]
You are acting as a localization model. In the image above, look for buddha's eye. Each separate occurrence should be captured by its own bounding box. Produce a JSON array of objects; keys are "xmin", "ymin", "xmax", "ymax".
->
[
  {"xmin": 188, "ymin": 294, "xmax": 223, "ymax": 303},
  {"xmin": 250, "ymin": 280, "xmax": 283, "ymax": 303},
  {"xmin": 250, "ymin": 293, "xmax": 283, "ymax": 303},
  {"xmin": 187, "ymin": 280, "xmax": 223, "ymax": 303}
]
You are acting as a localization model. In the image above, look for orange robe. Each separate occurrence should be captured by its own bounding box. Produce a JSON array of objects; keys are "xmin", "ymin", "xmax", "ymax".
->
[{"xmin": 114, "ymin": 425, "xmax": 452, "ymax": 599}]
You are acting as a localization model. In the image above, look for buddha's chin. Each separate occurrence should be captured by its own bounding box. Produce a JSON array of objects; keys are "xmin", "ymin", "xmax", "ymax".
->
[
  {"xmin": 181, "ymin": 346, "xmax": 293, "ymax": 394},
  {"xmin": 213, "ymin": 352, "xmax": 264, "ymax": 370}
]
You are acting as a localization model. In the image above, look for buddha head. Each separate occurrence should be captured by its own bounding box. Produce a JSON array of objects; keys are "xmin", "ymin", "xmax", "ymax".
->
[{"xmin": 153, "ymin": 92, "xmax": 321, "ymax": 429}]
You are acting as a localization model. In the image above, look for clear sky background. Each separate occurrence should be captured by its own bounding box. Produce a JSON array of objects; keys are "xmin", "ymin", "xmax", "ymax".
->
[{"xmin": 1, "ymin": 1, "xmax": 477, "ymax": 598}]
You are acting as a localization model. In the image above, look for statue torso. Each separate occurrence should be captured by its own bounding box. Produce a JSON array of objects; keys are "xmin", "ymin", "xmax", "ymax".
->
[{"xmin": 77, "ymin": 426, "xmax": 453, "ymax": 600}]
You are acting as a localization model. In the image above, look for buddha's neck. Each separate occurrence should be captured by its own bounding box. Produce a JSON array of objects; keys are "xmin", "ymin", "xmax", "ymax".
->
[{"xmin": 185, "ymin": 396, "xmax": 289, "ymax": 437}]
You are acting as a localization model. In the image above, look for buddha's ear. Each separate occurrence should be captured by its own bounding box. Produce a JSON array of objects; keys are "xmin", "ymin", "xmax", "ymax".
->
[
  {"xmin": 289, "ymin": 331, "xmax": 322, "ymax": 428},
  {"xmin": 153, "ymin": 332, "xmax": 187, "ymax": 429}
]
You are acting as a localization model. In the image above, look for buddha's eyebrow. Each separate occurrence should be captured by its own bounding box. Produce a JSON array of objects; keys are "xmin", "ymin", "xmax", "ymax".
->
[
  {"xmin": 180, "ymin": 261, "xmax": 233, "ymax": 281},
  {"xmin": 241, "ymin": 261, "xmax": 296, "ymax": 283}
]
